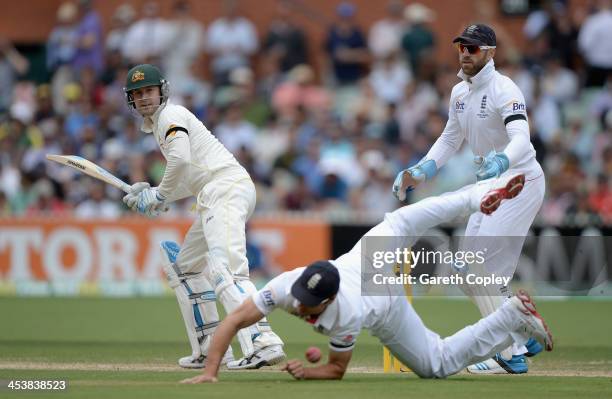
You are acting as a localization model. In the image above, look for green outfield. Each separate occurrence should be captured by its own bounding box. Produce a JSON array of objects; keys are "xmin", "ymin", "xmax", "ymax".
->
[{"xmin": 0, "ymin": 297, "xmax": 610, "ymax": 398}]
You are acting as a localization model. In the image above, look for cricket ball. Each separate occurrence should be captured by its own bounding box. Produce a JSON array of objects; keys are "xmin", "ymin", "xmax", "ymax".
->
[{"xmin": 305, "ymin": 346, "xmax": 322, "ymax": 363}]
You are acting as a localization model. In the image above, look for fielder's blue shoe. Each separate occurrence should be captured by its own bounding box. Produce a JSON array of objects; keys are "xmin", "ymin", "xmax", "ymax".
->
[
  {"xmin": 525, "ymin": 337, "xmax": 543, "ymax": 357},
  {"xmin": 467, "ymin": 353, "xmax": 528, "ymax": 374}
]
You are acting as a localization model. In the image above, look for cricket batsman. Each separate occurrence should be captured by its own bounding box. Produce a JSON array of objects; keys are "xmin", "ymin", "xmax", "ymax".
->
[
  {"xmin": 182, "ymin": 173, "xmax": 553, "ymax": 383},
  {"xmin": 392, "ymin": 24, "xmax": 546, "ymax": 374},
  {"xmin": 121, "ymin": 64, "xmax": 285, "ymax": 369}
]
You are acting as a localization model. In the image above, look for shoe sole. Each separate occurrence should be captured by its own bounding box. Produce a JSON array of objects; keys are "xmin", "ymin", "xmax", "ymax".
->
[
  {"xmin": 480, "ymin": 174, "xmax": 525, "ymax": 215},
  {"xmin": 515, "ymin": 289, "xmax": 554, "ymax": 352}
]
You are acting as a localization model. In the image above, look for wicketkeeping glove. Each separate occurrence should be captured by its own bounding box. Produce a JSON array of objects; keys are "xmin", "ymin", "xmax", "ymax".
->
[
  {"xmin": 392, "ymin": 159, "xmax": 437, "ymax": 202},
  {"xmin": 475, "ymin": 151, "xmax": 509, "ymax": 181}
]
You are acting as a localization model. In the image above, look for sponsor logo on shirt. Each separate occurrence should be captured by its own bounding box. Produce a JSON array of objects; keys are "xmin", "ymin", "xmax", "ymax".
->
[
  {"xmin": 343, "ymin": 334, "xmax": 354, "ymax": 343},
  {"xmin": 261, "ymin": 290, "xmax": 275, "ymax": 307},
  {"xmin": 512, "ymin": 101, "xmax": 526, "ymax": 112},
  {"xmin": 455, "ymin": 100, "xmax": 465, "ymax": 112}
]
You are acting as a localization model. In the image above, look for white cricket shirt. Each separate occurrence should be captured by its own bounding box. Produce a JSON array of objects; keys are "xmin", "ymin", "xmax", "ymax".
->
[
  {"xmin": 427, "ymin": 59, "xmax": 542, "ymax": 179},
  {"xmin": 252, "ymin": 251, "xmax": 392, "ymax": 353},
  {"xmin": 141, "ymin": 102, "xmax": 247, "ymax": 201}
]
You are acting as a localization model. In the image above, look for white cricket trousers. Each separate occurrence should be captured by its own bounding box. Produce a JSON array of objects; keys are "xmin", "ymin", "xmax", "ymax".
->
[
  {"xmin": 377, "ymin": 295, "xmax": 526, "ymax": 378},
  {"xmin": 360, "ymin": 185, "xmax": 527, "ymax": 377},
  {"xmin": 176, "ymin": 173, "xmax": 255, "ymax": 277}
]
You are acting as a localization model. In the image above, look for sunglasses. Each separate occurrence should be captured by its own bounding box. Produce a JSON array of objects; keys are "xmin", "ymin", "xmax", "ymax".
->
[{"xmin": 455, "ymin": 43, "xmax": 496, "ymax": 54}]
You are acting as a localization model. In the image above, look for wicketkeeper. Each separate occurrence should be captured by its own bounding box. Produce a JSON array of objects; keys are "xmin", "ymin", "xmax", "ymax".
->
[
  {"xmin": 122, "ymin": 64, "xmax": 285, "ymax": 369},
  {"xmin": 392, "ymin": 24, "xmax": 546, "ymax": 374}
]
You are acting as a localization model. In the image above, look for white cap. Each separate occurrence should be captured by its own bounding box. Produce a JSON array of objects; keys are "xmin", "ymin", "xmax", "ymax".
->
[{"xmin": 404, "ymin": 3, "xmax": 435, "ymax": 23}]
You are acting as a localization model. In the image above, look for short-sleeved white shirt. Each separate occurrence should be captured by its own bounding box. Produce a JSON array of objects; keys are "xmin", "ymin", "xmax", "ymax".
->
[{"xmin": 252, "ymin": 253, "xmax": 392, "ymax": 352}]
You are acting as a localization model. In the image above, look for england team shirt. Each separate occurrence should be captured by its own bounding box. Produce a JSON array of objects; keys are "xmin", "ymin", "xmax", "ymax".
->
[
  {"xmin": 427, "ymin": 59, "xmax": 542, "ymax": 179},
  {"xmin": 252, "ymin": 257, "xmax": 392, "ymax": 352}
]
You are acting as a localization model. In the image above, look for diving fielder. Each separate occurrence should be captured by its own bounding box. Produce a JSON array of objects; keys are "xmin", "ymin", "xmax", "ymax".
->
[
  {"xmin": 181, "ymin": 173, "xmax": 553, "ymax": 383},
  {"xmin": 122, "ymin": 64, "xmax": 285, "ymax": 369},
  {"xmin": 392, "ymin": 24, "xmax": 545, "ymax": 374}
]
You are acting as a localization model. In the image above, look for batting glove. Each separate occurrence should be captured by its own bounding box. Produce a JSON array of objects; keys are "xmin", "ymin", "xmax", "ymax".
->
[
  {"xmin": 122, "ymin": 181, "xmax": 151, "ymax": 210},
  {"xmin": 475, "ymin": 151, "xmax": 509, "ymax": 181},
  {"xmin": 392, "ymin": 159, "xmax": 437, "ymax": 202},
  {"xmin": 135, "ymin": 187, "xmax": 167, "ymax": 218}
]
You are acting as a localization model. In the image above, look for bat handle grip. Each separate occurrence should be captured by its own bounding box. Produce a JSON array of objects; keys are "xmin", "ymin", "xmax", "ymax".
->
[{"xmin": 120, "ymin": 183, "xmax": 132, "ymax": 194}]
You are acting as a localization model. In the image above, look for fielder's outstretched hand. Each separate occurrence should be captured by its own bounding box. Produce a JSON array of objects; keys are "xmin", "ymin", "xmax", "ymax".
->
[
  {"xmin": 180, "ymin": 374, "xmax": 218, "ymax": 384},
  {"xmin": 282, "ymin": 359, "xmax": 306, "ymax": 380}
]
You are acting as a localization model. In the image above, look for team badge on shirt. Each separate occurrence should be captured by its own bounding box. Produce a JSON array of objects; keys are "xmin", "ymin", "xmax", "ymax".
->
[{"xmin": 477, "ymin": 94, "xmax": 489, "ymax": 119}]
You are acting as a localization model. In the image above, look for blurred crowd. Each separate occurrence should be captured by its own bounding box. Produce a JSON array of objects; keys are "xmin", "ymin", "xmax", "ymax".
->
[{"xmin": 0, "ymin": 0, "xmax": 611, "ymax": 226}]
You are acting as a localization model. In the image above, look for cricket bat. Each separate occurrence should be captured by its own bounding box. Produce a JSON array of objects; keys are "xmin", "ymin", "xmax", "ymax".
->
[{"xmin": 46, "ymin": 154, "xmax": 131, "ymax": 193}]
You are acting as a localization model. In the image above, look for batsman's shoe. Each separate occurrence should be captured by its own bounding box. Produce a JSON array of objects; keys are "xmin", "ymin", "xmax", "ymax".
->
[
  {"xmin": 525, "ymin": 337, "xmax": 543, "ymax": 357},
  {"xmin": 476, "ymin": 173, "xmax": 525, "ymax": 215},
  {"xmin": 226, "ymin": 344, "xmax": 286, "ymax": 370},
  {"xmin": 178, "ymin": 348, "xmax": 235, "ymax": 369},
  {"xmin": 467, "ymin": 354, "xmax": 528, "ymax": 374},
  {"xmin": 511, "ymin": 289, "xmax": 554, "ymax": 352}
]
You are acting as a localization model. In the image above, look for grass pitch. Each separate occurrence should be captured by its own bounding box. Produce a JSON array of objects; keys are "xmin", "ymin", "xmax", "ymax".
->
[{"xmin": 0, "ymin": 297, "xmax": 610, "ymax": 398}]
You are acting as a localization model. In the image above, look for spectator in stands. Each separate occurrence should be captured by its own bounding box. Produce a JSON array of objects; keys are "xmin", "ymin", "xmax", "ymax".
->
[
  {"xmin": 215, "ymin": 100, "xmax": 258, "ymax": 155},
  {"xmin": 544, "ymin": 1, "xmax": 579, "ymax": 69},
  {"xmin": 263, "ymin": 1, "xmax": 308, "ymax": 73},
  {"xmin": 368, "ymin": 0, "xmax": 406, "ymax": 60},
  {"xmin": 316, "ymin": 161, "xmax": 349, "ymax": 206},
  {"xmin": 163, "ymin": 1, "xmax": 206, "ymax": 98},
  {"xmin": 105, "ymin": 4, "xmax": 136, "ymax": 54},
  {"xmin": 228, "ymin": 67, "xmax": 271, "ymax": 128},
  {"xmin": 206, "ymin": 0, "xmax": 258, "ymax": 85},
  {"xmin": 122, "ymin": 2, "xmax": 172, "ymax": 64},
  {"xmin": 292, "ymin": 137, "xmax": 323, "ymax": 194},
  {"xmin": 531, "ymin": 79, "xmax": 562, "ymax": 144},
  {"xmin": 73, "ymin": 0, "xmax": 104, "ymax": 76},
  {"xmin": 401, "ymin": 3, "xmax": 436, "ymax": 77},
  {"xmin": 0, "ymin": 37, "xmax": 29, "ymax": 113},
  {"xmin": 578, "ymin": 0, "xmax": 612, "ymax": 87},
  {"xmin": 272, "ymin": 64, "xmax": 331, "ymax": 119},
  {"xmin": 368, "ymin": 51, "xmax": 412, "ymax": 104},
  {"xmin": 24, "ymin": 178, "xmax": 67, "ymax": 216},
  {"xmin": 74, "ymin": 180, "xmax": 120, "ymax": 219},
  {"xmin": 47, "ymin": 2, "xmax": 79, "ymax": 114},
  {"xmin": 541, "ymin": 52, "xmax": 578, "ymax": 103},
  {"xmin": 588, "ymin": 173, "xmax": 612, "ymax": 222},
  {"xmin": 324, "ymin": 2, "xmax": 369, "ymax": 86},
  {"xmin": 349, "ymin": 150, "xmax": 396, "ymax": 217},
  {"xmin": 47, "ymin": 2, "xmax": 79, "ymax": 74}
]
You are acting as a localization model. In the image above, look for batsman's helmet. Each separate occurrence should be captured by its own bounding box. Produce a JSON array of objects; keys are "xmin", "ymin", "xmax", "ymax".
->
[{"xmin": 124, "ymin": 64, "xmax": 169, "ymax": 110}]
